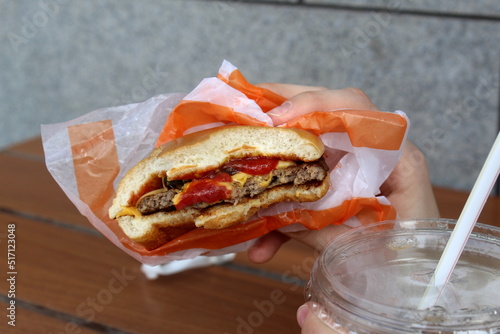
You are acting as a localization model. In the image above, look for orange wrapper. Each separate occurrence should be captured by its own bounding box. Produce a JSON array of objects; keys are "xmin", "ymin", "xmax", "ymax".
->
[{"xmin": 42, "ymin": 61, "xmax": 408, "ymax": 264}]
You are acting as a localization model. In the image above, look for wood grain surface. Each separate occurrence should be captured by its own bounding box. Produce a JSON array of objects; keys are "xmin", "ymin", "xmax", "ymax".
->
[{"xmin": 0, "ymin": 137, "xmax": 498, "ymax": 334}]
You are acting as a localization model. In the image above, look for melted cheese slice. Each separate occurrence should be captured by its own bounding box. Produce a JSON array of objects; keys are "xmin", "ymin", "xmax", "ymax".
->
[
  {"xmin": 276, "ymin": 160, "xmax": 295, "ymax": 169},
  {"xmin": 259, "ymin": 173, "xmax": 273, "ymax": 188},
  {"xmin": 231, "ymin": 172, "xmax": 251, "ymax": 186},
  {"xmin": 172, "ymin": 190, "xmax": 183, "ymax": 206},
  {"xmin": 116, "ymin": 206, "xmax": 143, "ymax": 218}
]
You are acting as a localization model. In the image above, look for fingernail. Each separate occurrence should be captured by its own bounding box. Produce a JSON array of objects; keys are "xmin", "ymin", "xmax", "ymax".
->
[
  {"xmin": 267, "ymin": 102, "xmax": 291, "ymax": 117},
  {"xmin": 297, "ymin": 304, "xmax": 309, "ymax": 328}
]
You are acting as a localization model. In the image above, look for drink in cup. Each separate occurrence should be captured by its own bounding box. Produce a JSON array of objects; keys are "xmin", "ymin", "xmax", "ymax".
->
[{"xmin": 306, "ymin": 219, "xmax": 500, "ymax": 333}]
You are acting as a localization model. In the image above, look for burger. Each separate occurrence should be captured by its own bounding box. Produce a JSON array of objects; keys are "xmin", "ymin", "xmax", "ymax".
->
[{"xmin": 109, "ymin": 125, "xmax": 330, "ymax": 250}]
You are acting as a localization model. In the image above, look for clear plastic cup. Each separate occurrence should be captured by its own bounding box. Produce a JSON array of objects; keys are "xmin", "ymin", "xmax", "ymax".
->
[{"xmin": 306, "ymin": 219, "xmax": 500, "ymax": 333}]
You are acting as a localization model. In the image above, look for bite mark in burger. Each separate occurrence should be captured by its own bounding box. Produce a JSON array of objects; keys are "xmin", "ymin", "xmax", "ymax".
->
[{"xmin": 109, "ymin": 126, "xmax": 330, "ymax": 250}]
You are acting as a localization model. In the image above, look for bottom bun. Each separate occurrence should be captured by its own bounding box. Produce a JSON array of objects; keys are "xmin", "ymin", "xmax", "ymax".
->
[{"xmin": 117, "ymin": 177, "xmax": 330, "ymax": 250}]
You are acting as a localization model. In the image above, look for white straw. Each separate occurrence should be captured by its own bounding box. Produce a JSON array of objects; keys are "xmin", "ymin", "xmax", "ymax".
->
[{"xmin": 419, "ymin": 132, "xmax": 500, "ymax": 309}]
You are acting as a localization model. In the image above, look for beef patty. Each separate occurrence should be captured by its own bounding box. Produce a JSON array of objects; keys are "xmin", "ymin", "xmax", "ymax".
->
[{"xmin": 137, "ymin": 157, "xmax": 329, "ymax": 215}]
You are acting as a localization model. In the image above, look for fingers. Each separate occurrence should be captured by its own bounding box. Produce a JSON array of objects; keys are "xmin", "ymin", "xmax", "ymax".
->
[
  {"xmin": 247, "ymin": 83, "xmax": 378, "ymax": 261},
  {"xmin": 297, "ymin": 303, "xmax": 340, "ymax": 333},
  {"xmin": 381, "ymin": 141, "xmax": 440, "ymax": 219},
  {"xmin": 247, "ymin": 231, "xmax": 290, "ymax": 264},
  {"xmin": 256, "ymin": 83, "xmax": 328, "ymax": 99},
  {"xmin": 258, "ymin": 83, "xmax": 379, "ymax": 126},
  {"xmin": 266, "ymin": 87, "xmax": 379, "ymax": 125}
]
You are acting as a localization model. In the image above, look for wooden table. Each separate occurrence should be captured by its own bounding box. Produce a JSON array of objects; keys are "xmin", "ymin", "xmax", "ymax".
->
[{"xmin": 1, "ymin": 137, "xmax": 499, "ymax": 334}]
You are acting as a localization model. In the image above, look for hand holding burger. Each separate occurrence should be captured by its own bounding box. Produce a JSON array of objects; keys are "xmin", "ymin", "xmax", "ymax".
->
[{"xmin": 251, "ymin": 83, "xmax": 439, "ymax": 333}]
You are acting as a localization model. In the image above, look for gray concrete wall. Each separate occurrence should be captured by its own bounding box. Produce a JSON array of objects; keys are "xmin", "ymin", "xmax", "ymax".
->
[{"xmin": 1, "ymin": 0, "xmax": 499, "ymax": 191}]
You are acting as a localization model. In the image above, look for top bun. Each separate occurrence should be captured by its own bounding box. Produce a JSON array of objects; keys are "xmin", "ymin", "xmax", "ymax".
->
[{"xmin": 109, "ymin": 125, "xmax": 324, "ymax": 218}]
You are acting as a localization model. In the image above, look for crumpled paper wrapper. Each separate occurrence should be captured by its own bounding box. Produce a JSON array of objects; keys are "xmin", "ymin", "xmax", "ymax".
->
[{"xmin": 42, "ymin": 60, "xmax": 408, "ymax": 265}]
